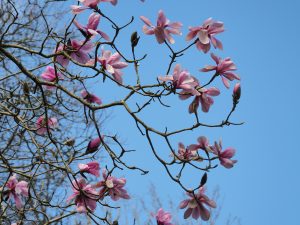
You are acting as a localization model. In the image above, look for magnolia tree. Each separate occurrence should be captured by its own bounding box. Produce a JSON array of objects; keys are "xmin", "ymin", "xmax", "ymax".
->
[{"xmin": 0, "ymin": 0, "xmax": 242, "ymax": 224}]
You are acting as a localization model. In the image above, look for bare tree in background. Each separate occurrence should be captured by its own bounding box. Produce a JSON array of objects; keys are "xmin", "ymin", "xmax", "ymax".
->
[{"xmin": 0, "ymin": 0, "xmax": 242, "ymax": 224}]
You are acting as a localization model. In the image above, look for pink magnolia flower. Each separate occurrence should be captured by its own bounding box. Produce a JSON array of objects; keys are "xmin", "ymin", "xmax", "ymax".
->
[
  {"xmin": 95, "ymin": 170, "xmax": 130, "ymax": 201},
  {"xmin": 155, "ymin": 208, "xmax": 174, "ymax": 225},
  {"xmin": 175, "ymin": 142, "xmax": 197, "ymax": 161},
  {"xmin": 233, "ymin": 83, "xmax": 241, "ymax": 100},
  {"xmin": 201, "ymin": 53, "xmax": 240, "ymax": 88},
  {"xmin": 159, "ymin": 64, "xmax": 199, "ymax": 96},
  {"xmin": 4, "ymin": 175, "xmax": 28, "ymax": 209},
  {"xmin": 81, "ymin": 90, "xmax": 102, "ymax": 105},
  {"xmin": 140, "ymin": 10, "xmax": 182, "ymax": 44},
  {"xmin": 210, "ymin": 140, "xmax": 237, "ymax": 169},
  {"xmin": 179, "ymin": 187, "xmax": 216, "ymax": 221},
  {"xmin": 36, "ymin": 116, "xmax": 58, "ymax": 135},
  {"xmin": 55, "ymin": 40, "xmax": 94, "ymax": 67},
  {"xmin": 180, "ymin": 85, "xmax": 220, "ymax": 113},
  {"xmin": 97, "ymin": 49, "xmax": 128, "ymax": 84},
  {"xmin": 67, "ymin": 178, "xmax": 98, "ymax": 213},
  {"xmin": 71, "ymin": 0, "xmax": 117, "ymax": 14},
  {"xmin": 73, "ymin": 13, "xmax": 110, "ymax": 41},
  {"xmin": 86, "ymin": 136, "xmax": 104, "ymax": 154},
  {"xmin": 186, "ymin": 18, "xmax": 224, "ymax": 53},
  {"xmin": 188, "ymin": 136, "xmax": 209, "ymax": 151},
  {"xmin": 41, "ymin": 66, "xmax": 63, "ymax": 89},
  {"xmin": 78, "ymin": 161, "xmax": 100, "ymax": 177}
]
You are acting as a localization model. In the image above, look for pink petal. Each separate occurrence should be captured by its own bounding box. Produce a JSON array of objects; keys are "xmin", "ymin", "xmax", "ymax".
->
[
  {"xmin": 200, "ymin": 65, "xmax": 217, "ymax": 72},
  {"xmin": 221, "ymin": 76, "xmax": 230, "ymax": 88},
  {"xmin": 111, "ymin": 61, "xmax": 128, "ymax": 69},
  {"xmin": 210, "ymin": 53, "xmax": 220, "ymax": 64},
  {"xmin": 97, "ymin": 30, "xmax": 110, "ymax": 41},
  {"xmin": 112, "ymin": 69, "xmax": 123, "ymax": 84},
  {"xmin": 220, "ymin": 158, "xmax": 236, "ymax": 168},
  {"xmin": 87, "ymin": 13, "xmax": 100, "ymax": 30},
  {"xmin": 157, "ymin": 10, "xmax": 167, "ymax": 27},
  {"xmin": 140, "ymin": 16, "xmax": 153, "ymax": 27},
  {"xmin": 184, "ymin": 208, "xmax": 193, "ymax": 219},
  {"xmin": 154, "ymin": 27, "xmax": 166, "ymax": 44},
  {"xmin": 206, "ymin": 87, "xmax": 220, "ymax": 96},
  {"xmin": 198, "ymin": 29, "xmax": 210, "ymax": 44},
  {"xmin": 142, "ymin": 26, "xmax": 155, "ymax": 35},
  {"xmin": 192, "ymin": 208, "xmax": 200, "ymax": 219},
  {"xmin": 211, "ymin": 36, "xmax": 223, "ymax": 50},
  {"xmin": 196, "ymin": 41, "xmax": 210, "ymax": 53},
  {"xmin": 223, "ymin": 72, "xmax": 240, "ymax": 80},
  {"xmin": 221, "ymin": 148, "xmax": 236, "ymax": 158},
  {"xmin": 158, "ymin": 76, "xmax": 174, "ymax": 82},
  {"xmin": 169, "ymin": 21, "xmax": 182, "ymax": 29},
  {"xmin": 70, "ymin": 5, "xmax": 88, "ymax": 14},
  {"xmin": 186, "ymin": 30, "xmax": 198, "ymax": 41},
  {"xmin": 198, "ymin": 204, "xmax": 210, "ymax": 221}
]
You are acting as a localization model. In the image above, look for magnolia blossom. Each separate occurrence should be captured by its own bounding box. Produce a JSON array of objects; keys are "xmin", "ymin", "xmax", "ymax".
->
[
  {"xmin": 73, "ymin": 13, "xmax": 109, "ymax": 41},
  {"xmin": 188, "ymin": 136, "xmax": 209, "ymax": 151},
  {"xmin": 96, "ymin": 49, "xmax": 128, "ymax": 84},
  {"xmin": 81, "ymin": 90, "xmax": 102, "ymax": 105},
  {"xmin": 67, "ymin": 179, "xmax": 98, "ymax": 213},
  {"xmin": 155, "ymin": 208, "xmax": 174, "ymax": 225},
  {"xmin": 186, "ymin": 18, "xmax": 224, "ymax": 53},
  {"xmin": 55, "ymin": 40, "xmax": 93, "ymax": 67},
  {"xmin": 36, "ymin": 116, "xmax": 58, "ymax": 135},
  {"xmin": 86, "ymin": 137, "xmax": 103, "ymax": 154},
  {"xmin": 210, "ymin": 140, "xmax": 237, "ymax": 169},
  {"xmin": 201, "ymin": 53, "xmax": 240, "ymax": 88},
  {"xmin": 175, "ymin": 142, "xmax": 197, "ymax": 161},
  {"xmin": 159, "ymin": 64, "xmax": 199, "ymax": 96},
  {"xmin": 78, "ymin": 161, "xmax": 100, "ymax": 177},
  {"xmin": 41, "ymin": 66, "xmax": 63, "ymax": 89},
  {"xmin": 140, "ymin": 10, "xmax": 182, "ymax": 44},
  {"xmin": 95, "ymin": 170, "xmax": 130, "ymax": 201},
  {"xmin": 179, "ymin": 187, "xmax": 216, "ymax": 221},
  {"xmin": 4, "ymin": 175, "xmax": 28, "ymax": 209},
  {"xmin": 71, "ymin": 0, "xmax": 117, "ymax": 14},
  {"xmin": 180, "ymin": 85, "xmax": 220, "ymax": 113}
]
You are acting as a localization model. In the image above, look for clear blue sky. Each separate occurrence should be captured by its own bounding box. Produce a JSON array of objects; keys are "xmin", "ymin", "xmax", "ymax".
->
[{"xmin": 63, "ymin": 0, "xmax": 300, "ymax": 224}]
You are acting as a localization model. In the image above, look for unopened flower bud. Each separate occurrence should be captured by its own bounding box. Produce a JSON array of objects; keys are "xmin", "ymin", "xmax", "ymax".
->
[
  {"xmin": 130, "ymin": 31, "xmax": 140, "ymax": 48},
  {"xmin": 23, "ymin": 82, "xmax": 30, "ymax": 95},
  {"xmin": 64, "ymin": 138, "xmax": 75, "ymax": 146},
  {"xmin": 233, "ymin": 83, "xmax": 241, "ymax": 101}
]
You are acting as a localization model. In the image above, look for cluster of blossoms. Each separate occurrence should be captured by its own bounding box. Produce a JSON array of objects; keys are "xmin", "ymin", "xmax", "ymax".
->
[
  {"xmin": 141, "ymin": 12, "xmax": 224, "ymax": 53},
  {"xmin": 140, "ymin": 10, "xmax": 241, "ymax": 222},
  {"xmin": 1, "ymin": 174, "xmax": 29, "ymax": 209},
  {"xmin": 67, "ymin": 161, "xmax": 130, "ymax": 213},
  {"xmin": 174, "ymin": 136, "xmax": 237, "ymax": 169},
  {"xmin": 51, "ymin": 0, "xmax": 128, "ymax": 85},
  {"xmin": 141, "ymin": 11, "xmax": 241, "ymax": 220},
  {"xmin": 31, "ymin": 1, "xmax": 241, "ymax": 223},
  {"xmin": 159, "ymin": 64, "xmax": 221, "ymax": 114},
  {"xmin": 142, "ymin": 10, "xmax": 241, "ymax": 115}
]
